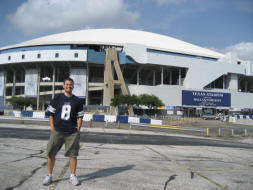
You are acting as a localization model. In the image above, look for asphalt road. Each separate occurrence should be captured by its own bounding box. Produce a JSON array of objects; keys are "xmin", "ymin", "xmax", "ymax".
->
[
  {"xmin": 1, "ymin": 116, "xmax": 253, "ymax": 138},
  {"xmin": 1, "ymin": 127, "xmax": 252, "ymax": 149}
]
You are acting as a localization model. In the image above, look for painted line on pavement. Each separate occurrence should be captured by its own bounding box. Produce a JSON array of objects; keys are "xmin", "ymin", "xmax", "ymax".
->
[
  {"xmin": 151, "ymin": 124, "xmax": 205, "ymax": 132},
  {"xmin": 151, "ymin": 124, "xmax": 182, "ymax": 130}
]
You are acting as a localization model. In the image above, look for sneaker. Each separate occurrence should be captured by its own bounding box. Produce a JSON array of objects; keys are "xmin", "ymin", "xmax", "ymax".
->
[
  {"xmin": 43, "ymin": 175, "xmax": 53, "ymax": 185},
  {"xmin": 69, "ymin": 174, "xmax": 79, "ymax": 186}
]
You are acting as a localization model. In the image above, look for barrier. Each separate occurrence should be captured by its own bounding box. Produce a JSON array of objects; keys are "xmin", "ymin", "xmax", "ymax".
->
[
  {"xmin": 93, "ymin": 115, "xmax": 105, "ymax": 122},
  {"xmin": 224, "ymin": 115, "xmax": 253, "ymax": 122},
  {"xmin": 4, "ymin": 110, "xmax": 207, "ymax": 127},
  {"xmin": 151, "ymin": 119, "xmax": 162, "ymax": 125},
  {"xmin": 140, "ymin": 118, "xmax": 151, "ymax": 124},
  {"xmin": 9, "ymin": 111, "xmax": 15, "ymax": 117},
  {"xmin": 33, "ymin": 112, "xmax": 45, "ymax": 118},
  {"xmin": 116, "ymin": 115, "xmax": 128, "ymax": 123},
  {"xmin": 12, "ymin": 111, "xmax": 21, "ymax": 117},
  {"xmin": 83, "ymin": 114, "xmax": 93, "ymax": 121},
  {"xmin": 128, "ymin": 117, "xmax": 140, "ymax": 123},
  {"xmin": 104, "ymin": 115, "xmax": 116, "ymax": 122},
  {"xmin": 7, "ymin": 110, "xmax": 253, "ymax": 122},
  {"xmin": 21, "ymin": 111, "xmax": 33, "ymax": 117}
]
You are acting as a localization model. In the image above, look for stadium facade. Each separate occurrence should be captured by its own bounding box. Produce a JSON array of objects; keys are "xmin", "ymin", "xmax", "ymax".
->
[{"xmin": 0, "ymin": 29, "xmax": 252, "ymax": 116}]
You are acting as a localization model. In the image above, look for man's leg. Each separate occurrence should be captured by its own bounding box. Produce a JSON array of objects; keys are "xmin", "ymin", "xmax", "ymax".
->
[
  {"xmin": 48, "ymin": 155, "xmax": 56, "ymax": 174},
  {"xmin": 43, "ymin": 155, "xmax": 56, "ymax": 185},
  {"xmin": 65, "ymin": 132, "xmax": 80, "ymax": 186},
  {"xmin": 65, "ymin": 132, "xmax": 80, "ymax": 174},
  {"xmin": 43, "ymin": 131, "xmax": 63, "ymax": 185},
  {"xmin": 69, "ymin": 156, "xmax": 79, "ymax": 185},
  {"xmin": 69, "ymin": 156, "xmax": 77, "ymax": 174}
]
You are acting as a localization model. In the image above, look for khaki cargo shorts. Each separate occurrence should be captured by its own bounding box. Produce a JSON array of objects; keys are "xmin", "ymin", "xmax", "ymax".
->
[{"xmin": 46, "ymin": 130, "xmax": 80, "ymax": 157}]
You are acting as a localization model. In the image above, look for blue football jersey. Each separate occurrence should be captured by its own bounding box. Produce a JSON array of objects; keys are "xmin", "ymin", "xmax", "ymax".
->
[{"xmin": 46, "ymin": 93, "xmax": 84, "ymax": 133}]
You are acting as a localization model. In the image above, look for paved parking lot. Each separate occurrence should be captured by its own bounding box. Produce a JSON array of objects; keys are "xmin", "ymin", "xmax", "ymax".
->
[{"xmin": 1, "ymin": 123, "xmax": 253, "ymax": 190}]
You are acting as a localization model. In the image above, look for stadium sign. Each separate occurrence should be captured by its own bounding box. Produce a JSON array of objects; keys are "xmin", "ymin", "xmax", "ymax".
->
[{"xmin": 182, "ymin": 90, "xmax": 231, "ymax": 107}]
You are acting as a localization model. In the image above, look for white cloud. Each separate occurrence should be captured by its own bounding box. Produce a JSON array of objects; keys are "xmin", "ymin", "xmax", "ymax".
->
[
  {"xmin": 221, "ymin": 42, "xmax": 253, "ymax": 62},
  {"xmin": 7, "ymin": 0, "xmax": 139, "ymax": 34}
]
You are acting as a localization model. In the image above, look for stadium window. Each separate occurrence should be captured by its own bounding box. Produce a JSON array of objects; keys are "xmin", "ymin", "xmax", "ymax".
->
[
  {"xmin": 22, "ymin": 54, "xmax": 25, "ymax": 59},
  {"xmin": 55, "ymin": 53, "xmax": 59, "ymax": 58},
  {"xmin": 74, "ymin": 53, "xmax": 78, "ymax": 58},
  {"xmin": 8, "ymin": 56, "xmax": 11, "ymax": 60},
  {"xmin": 37, "ymin": 53, "xmax": 41, "ymax": 58}
]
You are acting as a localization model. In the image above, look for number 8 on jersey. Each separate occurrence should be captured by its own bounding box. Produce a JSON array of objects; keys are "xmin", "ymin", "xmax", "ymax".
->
[{"xmin": 61, "ymin": 105, "xmax": 71, "ymax": 120}]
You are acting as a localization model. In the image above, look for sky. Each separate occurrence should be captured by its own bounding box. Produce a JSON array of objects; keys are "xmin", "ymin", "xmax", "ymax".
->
[{"xmin": 0, "ymin": 0, "xmax": 252, "ymax": 62}]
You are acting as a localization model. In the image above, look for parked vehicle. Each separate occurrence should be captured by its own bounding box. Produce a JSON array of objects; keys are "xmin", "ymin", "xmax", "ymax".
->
[
  {"xmin": 202, "ymin": 113, "xmax": 224, "ymax": 120},
  {"xmin": 201, "ymin": 113, "xmax": 216, "ymax": 120}
]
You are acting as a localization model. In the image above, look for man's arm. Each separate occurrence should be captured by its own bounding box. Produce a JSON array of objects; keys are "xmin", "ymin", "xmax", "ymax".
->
[
  {"xmin": 49, "ymin": 115, "xmax": 55, "ymax": 131},
  {"xmin": 77, "ymin": 117, "xmax": 83, "ymax": 132}
]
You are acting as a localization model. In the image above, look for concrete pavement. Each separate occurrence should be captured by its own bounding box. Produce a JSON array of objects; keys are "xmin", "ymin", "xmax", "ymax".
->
[{"xmin": 1, "ymin": 123, "xmax": 253, "ymax": 190}]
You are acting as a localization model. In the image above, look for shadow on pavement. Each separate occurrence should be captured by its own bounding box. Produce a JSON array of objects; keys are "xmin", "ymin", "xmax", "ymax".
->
[
  {"xmin": 79, "ymin": 164, "xmax": 135, "ymax": 183},
  {"xmin": 52, "ymin": 164, "xmax": 135, "ymax": 185}
]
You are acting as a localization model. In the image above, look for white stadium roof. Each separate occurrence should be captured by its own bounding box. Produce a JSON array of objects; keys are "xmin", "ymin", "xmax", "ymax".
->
[{"xmin": 1, "ymin": 29, "xmax": 224, "ymax": 59}]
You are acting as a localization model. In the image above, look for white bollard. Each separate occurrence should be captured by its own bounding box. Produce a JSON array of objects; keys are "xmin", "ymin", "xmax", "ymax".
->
[
  {"xmin": 245, "ymin": 128, "xmax": 248, "ymax": 137},
  {"xmin": 218, "ymin": 128, "xmax": 221, "ymax": 137}
]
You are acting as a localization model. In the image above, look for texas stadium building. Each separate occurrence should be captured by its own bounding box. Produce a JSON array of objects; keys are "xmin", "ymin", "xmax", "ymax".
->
[{"xmin": 0, "ymin": 29, "xmax": 252, "ymax": 116}]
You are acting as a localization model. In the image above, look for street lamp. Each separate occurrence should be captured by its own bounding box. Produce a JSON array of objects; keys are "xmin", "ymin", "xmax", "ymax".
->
[{"xmin": 42, "ymin": 77, "xmax": 51, "ymax": 82}]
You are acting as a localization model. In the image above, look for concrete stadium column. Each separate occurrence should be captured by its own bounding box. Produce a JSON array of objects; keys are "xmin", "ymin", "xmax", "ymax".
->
[
  {"xmin": 52, "ymin": 64, "xmax": 55, "ymax": 98},
  {"xmin": 153, "ymin": 71, "xmax": 156, "ymax": 86},
  {"xmin": 179, "ymin": 68, "xmax": 182, "ymax": 86},
  {"xmin": 21, "ymin": 69, "xmax": 25, "ymax": 82},
  {"xmin": 249, "ymin": 83, "xmax": 253, "ymax": 93},
  {"xmin": 36, "ymin": 67, "xmax": 40, "ymax": 110},
  {"xmin": 226, "ymin": 73, "xmax": 238, "ymax": 91},
  {"xmin": 223, "ymin": 75, "xmax": 226, "ymax": 89},
  {"xmin": 56, "ymin": 67, "xmax": 60, "ymax": 82},
  {"xmin": 68, "ymin": 63, "xmax": 71, "ymax": 77},
  {"xmin": 161, "ymin": 67, "xmax": 163, "ymax": 85},
  {"xmin": 103, "ymin": 52, "xmax": 115, "ymax": 106},
  {"xmin": 170, "ymin": 71, "xmax": 172, "ymax": 85},
  {"xmin": 12, "ymin": 70, "xmax": 16, "ymax": 96},
  {"xmin": 3, "ymin": 71, "xmax": 6, "ymax": 106},
  {"xmin": 245, "ymin": 79, "xmax": 248, "ymax": 92},
  {"xmin": 85, "ymin": 62, "xmax": 89, "ymax": 105}
]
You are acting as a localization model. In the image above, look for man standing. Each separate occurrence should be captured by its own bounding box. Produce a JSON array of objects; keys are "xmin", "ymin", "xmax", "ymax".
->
[{"xmin": 43, "ymin": 77, "xmax": 84, "ymax": 186}]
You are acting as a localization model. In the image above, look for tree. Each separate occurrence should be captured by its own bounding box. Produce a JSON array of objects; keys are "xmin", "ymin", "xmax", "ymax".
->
[
  {"xmin": 111, "ymin": 94, "xmax": 164, "ymax": 108},
  {"xmin": 111, "ymin": 94, "xmax": 138, "ymax": 107},
  {"xmin": 138, "ymin": 94, "xmax": 164, "ymax": 108},
  {"xmin": 8, "ymin": 96, "xmax": 35, "ymax": 111},
  {"xmin": 110, "ymin": 95, "xmax": 120, "ymax": 107}
]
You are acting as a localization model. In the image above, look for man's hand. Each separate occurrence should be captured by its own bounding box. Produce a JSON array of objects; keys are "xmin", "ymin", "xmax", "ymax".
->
[{"xmin": 77, "ymin": 117, "xmax": 83, "ymax": 132}]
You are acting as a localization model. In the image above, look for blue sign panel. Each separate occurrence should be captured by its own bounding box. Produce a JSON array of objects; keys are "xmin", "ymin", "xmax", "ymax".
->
[{"xmin": 182, "ymin": 90, "xmax": 231, "ymax": 107}]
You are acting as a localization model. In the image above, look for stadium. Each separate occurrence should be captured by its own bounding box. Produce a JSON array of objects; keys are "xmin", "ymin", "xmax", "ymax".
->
[{"xmin": 0, "ymin": 28, "xmax": 252, "ymax": 116}]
